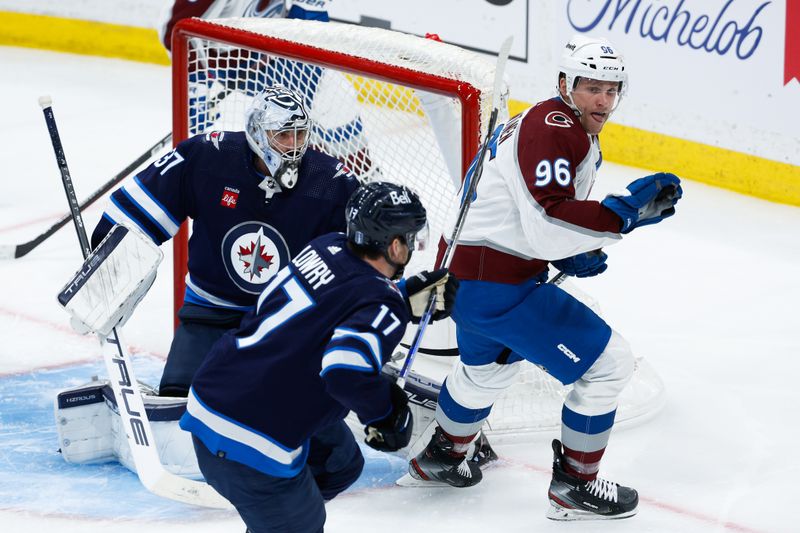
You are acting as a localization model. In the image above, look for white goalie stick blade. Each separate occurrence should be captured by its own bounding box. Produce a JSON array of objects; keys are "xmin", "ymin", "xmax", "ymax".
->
[
  {"xmin": 58, "ymin": 224, "xmax": 162, "ymax": 337},
  {"xmin": 100, "ymin": 328, "xmax": 232, "ymax": 509}
]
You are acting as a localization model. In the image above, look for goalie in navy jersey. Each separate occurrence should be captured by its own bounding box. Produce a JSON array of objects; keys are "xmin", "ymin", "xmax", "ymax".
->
[
  {"xmin": 407, "ymin": 36, "xmax": 683, "ymax": 521},
  {"xmin": 180, "ymin": 182, "xmax": 458, "ymax": 533},
  {"xmin": 90, "ymin": 86, "xmax": 360, "ymax": 397}
]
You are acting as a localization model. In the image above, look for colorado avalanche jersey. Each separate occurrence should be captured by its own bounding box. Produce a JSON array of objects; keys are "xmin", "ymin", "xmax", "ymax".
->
[
  {"xmin": 180, "ymin": 232, "xmax": 410, "ymax": 478},
  {"xmin": 446, "ymin": 97, "xmax": 624, "ymax": 283},
  {"xmin": 91, "ymin": 131, "xmax": 359, "ymax": 310}
]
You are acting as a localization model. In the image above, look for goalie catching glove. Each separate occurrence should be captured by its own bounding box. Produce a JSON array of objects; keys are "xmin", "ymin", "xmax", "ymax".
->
[
  {"xmin": 364, "ymin": 381, "xmax": 413, "ymax": 452},
  {"xmin": 403, "ymin": 268, "xmax": 459, "ymax": 323}
]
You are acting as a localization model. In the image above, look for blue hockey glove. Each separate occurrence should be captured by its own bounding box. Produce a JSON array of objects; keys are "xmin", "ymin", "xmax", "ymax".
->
[
  {"xmin": 403, "ymin": 269, "xmax": 459, "ymax": 323},
  {"xmin": 551, "ymin": 249, "xmax": 608, "ymax": 278},
  {"xmin": 601, "ymin": 172, "xmax": 682, "ymax": 233},
  {"xmin": 364, "ymin": 382, "xmax": 413, "ymax": 452}
]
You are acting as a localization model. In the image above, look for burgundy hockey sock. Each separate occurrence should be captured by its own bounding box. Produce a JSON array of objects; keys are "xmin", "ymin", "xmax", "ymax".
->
[
  {"xmin": 441, "ymin": 429, "xmax": 477, "ymax": 456},
  {"xmin": 561, "ymin": 445, "xmax": 606, "ymax": 481}
]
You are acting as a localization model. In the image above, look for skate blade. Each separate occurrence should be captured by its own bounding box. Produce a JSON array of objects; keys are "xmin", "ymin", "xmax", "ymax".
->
[
  {"xmin": 395, "ymin": 473, "xmax": 452, "ymax": 488},
  {"xmin": 546, "ymin": 501, "xmax": 638, "ymax": 521}
]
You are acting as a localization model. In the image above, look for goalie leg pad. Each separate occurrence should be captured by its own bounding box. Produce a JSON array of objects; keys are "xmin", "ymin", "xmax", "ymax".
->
[
  {"xmin": 55, "ymin": 379, "xmax": 116, "ymax": 464},
  {"xmin": 55, "ymin": 380, "xmax": 202, "ymax": 478}
]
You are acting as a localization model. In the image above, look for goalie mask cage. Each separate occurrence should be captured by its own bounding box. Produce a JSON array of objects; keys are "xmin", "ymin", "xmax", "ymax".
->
[{"xmin": 170, "ymin": 17, "xmax": 665, "ymax": 435}]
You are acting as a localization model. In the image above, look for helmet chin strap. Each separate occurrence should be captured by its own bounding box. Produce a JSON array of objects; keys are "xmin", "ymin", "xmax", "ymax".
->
[{"xmin": 561, "ymin": 92, "xmax": 582, "ymax": 117}]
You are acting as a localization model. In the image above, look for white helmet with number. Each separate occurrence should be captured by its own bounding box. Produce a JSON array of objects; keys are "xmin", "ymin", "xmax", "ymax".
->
[
  {"xmin": 245, "ymin": 86, "xmax": 311, "ymax": 189},
  {"xmin": 558, "ymin": 34, "xmax": 627, "ymax": 114}
]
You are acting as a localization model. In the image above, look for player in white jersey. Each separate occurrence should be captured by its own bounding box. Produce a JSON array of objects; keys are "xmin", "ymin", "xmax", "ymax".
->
[{"xmin": 407, "ymin": 35, "xmax": 683, "ymax": 521}]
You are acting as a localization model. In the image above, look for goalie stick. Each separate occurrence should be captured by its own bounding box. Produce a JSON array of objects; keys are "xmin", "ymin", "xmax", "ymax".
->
[
  {"xmin": 40, "ymin": 96, "xmax": 231, "ymax": 509},
  {"xmin": 397, "ymin": 35, "xmax": 514, "ymax": 389},
  {"xmin": 0, "ymin": 132, "xmax": 172, "ymax": 260}
]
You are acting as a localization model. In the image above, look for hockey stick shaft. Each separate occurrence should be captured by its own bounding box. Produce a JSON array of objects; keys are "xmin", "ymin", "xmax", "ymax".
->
[
  {"xmin": 40, "ymin": 97, "xmax": 230, "ymax": 509},
  {"xmin": 397, "ymin": 36, "xmax": 514, "ymax": 388},
  {"xmin": 0, "ymin": 131, "xmax": 172, "ymax": 260}
]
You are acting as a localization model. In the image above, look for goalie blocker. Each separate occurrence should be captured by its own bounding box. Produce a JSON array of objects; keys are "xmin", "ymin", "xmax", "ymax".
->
[{"xmin": 57, "ymin": 224, "xmax": 162, "ymax": 337}]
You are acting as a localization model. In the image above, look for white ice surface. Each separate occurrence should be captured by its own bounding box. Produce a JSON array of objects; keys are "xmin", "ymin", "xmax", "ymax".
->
[{"xmin": 1, "ymin": 46, "xmax": 799, "ymax": 533}]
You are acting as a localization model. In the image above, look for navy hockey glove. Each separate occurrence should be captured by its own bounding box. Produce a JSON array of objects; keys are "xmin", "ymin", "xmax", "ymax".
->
[
  {"xmin": 404, "ymin": 268, "xmax": 459, "ymax": 323},
  {"xmin": 551, "ymin": 250, "xmax": 608, "ymax": 278},
  {"xmin": 601, "ymin": 172, "xmax": 682, "ymax": 233},
  {"xmin": 364, "ymin": 382, "xmax": 413, "ymax": 452}
]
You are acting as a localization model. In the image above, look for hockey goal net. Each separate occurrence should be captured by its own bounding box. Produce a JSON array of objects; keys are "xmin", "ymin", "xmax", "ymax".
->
[{"xmin": 170, "ymin": 17, "xmax": 665, "ymax": 435}]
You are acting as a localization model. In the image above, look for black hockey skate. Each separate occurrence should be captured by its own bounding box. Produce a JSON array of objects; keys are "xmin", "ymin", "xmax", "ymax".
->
[
  {"xmin": 407, "ymin": 427, "xmax": 482, "ymax": 487},
  {"xmin": 546, "ymin": 439, "xmax": 638, "ymax": 521},
  {"xmin": 469, "ymin": 430, "xmax": 499, "ymax": 468}
]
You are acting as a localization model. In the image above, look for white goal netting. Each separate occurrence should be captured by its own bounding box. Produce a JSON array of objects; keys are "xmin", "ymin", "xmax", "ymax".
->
[{"xmin": 172, "ymin": 17, "xmax": 665, "ymax": 436}]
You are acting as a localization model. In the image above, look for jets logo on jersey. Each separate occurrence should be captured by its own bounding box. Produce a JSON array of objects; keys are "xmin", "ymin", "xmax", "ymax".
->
[
  {"xmin": 222, "ymin": 222, "xmax": 290, "ymax": 294},
  {"xmin": 205, "ymin": 131, "xmax": 225, "ymax": 150},
  {"xmin": 380, "ymin": 277, "xmax": 403, "ymax": 297},
  {"xmin": 545, "ymin": 111, "xmax": 574, "ymax": 128},
  {"xmin": 333, "ymin": 162, "xmax": 355, "ymax": 179}
]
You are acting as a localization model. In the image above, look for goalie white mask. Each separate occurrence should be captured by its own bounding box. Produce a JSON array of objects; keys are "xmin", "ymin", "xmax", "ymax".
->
[
  {"xmin": 557, "ymin": 34, "xmax": 628, "ymax": 116},
  {"xmin": 245, "ymin": 87, "xmax": 311, "ymax": 189}
]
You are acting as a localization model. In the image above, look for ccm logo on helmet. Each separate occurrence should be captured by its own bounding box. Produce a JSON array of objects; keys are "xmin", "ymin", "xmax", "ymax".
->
[{"xmin": 389, "ymin": 190, "xmax": 412, "ymax": 205}]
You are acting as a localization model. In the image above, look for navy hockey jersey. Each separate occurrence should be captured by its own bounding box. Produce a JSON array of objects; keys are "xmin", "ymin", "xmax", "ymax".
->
[
  {"xmin": 91, "ymin": 131, "xmax": 359, "ymax": 310},
  {"xmin": 180, "ymin": 233, "xmax": 410, "ymax": 477}
]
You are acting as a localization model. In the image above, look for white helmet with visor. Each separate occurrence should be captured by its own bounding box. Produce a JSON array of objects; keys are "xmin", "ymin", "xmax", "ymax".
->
[
  {"xmin": 245, "ymin": 86, "xmax": 311, "ymax": 189},
  {"xmin": 558, "ymin": 35, "xmax": 627, "ymax": 115}
]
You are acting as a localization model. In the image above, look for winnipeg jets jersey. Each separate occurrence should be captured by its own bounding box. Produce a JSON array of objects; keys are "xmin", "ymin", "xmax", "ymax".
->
[
  {"xmin": 447, "ymin": 97, "xmax": 623, "ymax": 284},
  {"xmin": 180, "ymin": 232, "xmax": 409, "ymax": 478},
  {"xmin": 91, "ymin": 131, "xmax": 359, "ymax": 310}
]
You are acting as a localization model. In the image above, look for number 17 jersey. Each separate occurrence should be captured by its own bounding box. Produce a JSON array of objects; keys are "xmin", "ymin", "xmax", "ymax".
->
[{"xmin": 180, "ymin": 232, "xmax": 410, "ymax": 478}]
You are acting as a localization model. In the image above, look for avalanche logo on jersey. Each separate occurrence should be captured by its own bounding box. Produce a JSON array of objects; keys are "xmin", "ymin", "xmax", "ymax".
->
[
  {"xmin": 222, "ymin": 222, "xmax": 290, "ymax": 294},
  {"xmin": 545, "ymin": 111, "xmax": 574, "ymax": 128}
]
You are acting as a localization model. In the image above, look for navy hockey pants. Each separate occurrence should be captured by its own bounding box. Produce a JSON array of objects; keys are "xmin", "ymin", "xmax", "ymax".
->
[
  {"xmin": 159, "ymin": 304, "xmax": 245, "ymax": 396},
  {"xmin": 193, "ymin": 420, "xmax": 364, "ymax": 533}
]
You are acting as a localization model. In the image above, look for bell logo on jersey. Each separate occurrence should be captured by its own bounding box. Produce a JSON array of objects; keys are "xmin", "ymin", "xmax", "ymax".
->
[
  {"xmin": 222, "ymin": 222, "xmax": 290, "ymax": 294},
  {"xmin": 545, "ymin": 111, "xmax": 574, "ymax": 129},
  {"xmin": 221, "ymin": 187, "xmax": 239, "ymax": 208}
]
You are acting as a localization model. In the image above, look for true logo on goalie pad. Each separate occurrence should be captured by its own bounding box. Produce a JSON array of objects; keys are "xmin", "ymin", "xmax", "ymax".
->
[{"xmin": 222, "ymin": 221, "xmax": 290, "ymax": 294}]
